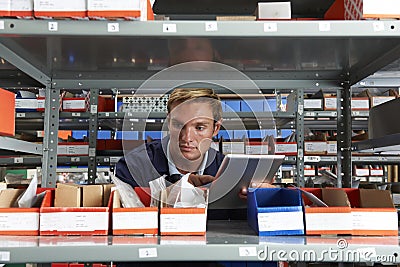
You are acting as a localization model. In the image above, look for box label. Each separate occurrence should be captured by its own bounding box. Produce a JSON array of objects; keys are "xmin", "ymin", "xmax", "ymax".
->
[
  {"xmin": 0, "ymin": 0, "xmax": 33, "ymax": 11},
  {"xmin": 34, "ymin": 0, "xmax": 86, "ymax": 11},
  {"xmin": 160, "ymin": 213, "xmax": 206, "ymax": 233},
  {"xmin": 0, "ymin": 212, "xmax": 39, "ymax": 231},
  {"xmin": 352, "ymin": 211, "xmax": 398, "ymax": 230},
  {"xmin": 257, "ymin": 211, "xmax": 303, "ymax": 231},
  {"xmin": 364, "ymin": 0, "xmax": 400, "ymax": 17},
  {"xmin": 88, "ymin": 0, "xmax": 140, "ymax": 11},
  {"xmin": 324, "ymin": 97, "xmax": 337, "ymax": 110},
  {"xmin": 222, "ymin": 142, "xmax": 244, "ymax": 154},
  {"xmin": 246, "ymin": 145, "xmax": 268, "ymax": 155},
  {"xmin": 305, "ymin": 142, "xmax": 327, "ymax": 153},
  {"xmin": 351, "ymin": 99, "xmax": 369, "ymax": 110},
  {"xmin": 327, "ymin": 142, "xmax": 337, "ymax": 154},
  {"xmin": 275, "ymin": 143, "xmax": 297, "ymax": 154},
  {"xmin": 371, "ymin": 97, "xmax": 395, "ymax": 107},
  {"xmin": 304, "ymin": 99, "xmax": 322, "ymax": 109},
  {"xmin": 40, "ymin": 212, "xmax": 108, "ymax": 231},
  {"xmin": 306, "ymin": 212, "xmax": 352, "ymax": 231},
  {"xmin": 113, "ymin": 211, "xmax": 157, "ymax": 230},
  {"xmin": 63, "ymin": 99, "xmax": 86, "ymax": 110},
  {"xmin": 15, "ymin": 99, "xmax": 38, "ymax": 109}
]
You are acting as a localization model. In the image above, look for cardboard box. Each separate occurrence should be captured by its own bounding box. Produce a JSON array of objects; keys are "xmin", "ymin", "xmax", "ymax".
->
[
  {"xmin": 0, "ymin": 188, "xmax": 50, "ymax": 235},
  {"xmin": 87, "ymin": 0, "xmax": 154, "ymax": 20},
  {"xmin": 344, "ymin": 188, "xmax": 398, "ymax": 236},
  {"xmin": 40, "ymin": 184, "xmax": 111, "ymax": 236},
  {"xmin": 33, "ymin": 0, "xmax": 87, "ymax": 18},
  {"xmin": 159, "ymin": 188, "xmax": 208, "ymax": 236},
  {"xmin": 304, "ymin": 141, "xmax": 327, "ymax": 155},
  {"xmin": 0, "ymin": 0, "xmax": 33, "ymax": 17},
  {"xmin": 112, "ymin": 187, "xmax": 158, "ymax": 235},
  {"xmin": 325, "ymin": 0, "xmax": 363, "ymax": 20},
  {"xmin": 351, "ymin": 97, "xmax": 369, "ymax": 111},
  {"xmin": 256, "ymin": 2, "xmax": 291, "ymax": 20},
  {"xmin": 324, "ymin": 96, "xmax": 337, "ymax": 111},
  {"xmin": 62, "ymin": 98, "xmax": 88, "ymax": 112},
  {"xmin": 304, "ymin": 99, "xmax": 323, "ymax": 110},
  {"xmin": 247, "ymin": 188, "xmax": 305, "ymax": 236},
  {"xmin": 354, "ymin": 166, "xmax": 370, "ymax": 177},
  {"xmin": 0, "ymin": 88, "xmax": 15, "ymax": 136},
  {"xmin": 302, "ymin": 188, "xmax": 352, "ymax": 235},
  {"xmin": 275, "ymin": 142, "xmax": 297, "ymax": 156},
  {"xmin": 370, "ymin": 96, "xmax": 395, "ymax": 107},
  {"xmin": 245, "ymin": 141, "xmax": 268, "ymax": 155}
]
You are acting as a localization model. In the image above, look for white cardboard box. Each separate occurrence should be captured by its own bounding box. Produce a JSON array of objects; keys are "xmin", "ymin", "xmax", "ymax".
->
[
  {"xmin": 304, "ymin": 141, "xmax": 327, "ymax": 155},
  {"xmin": 370, "ymin": 96, "xmax": 395, "ymax": 107},
  {"xmin": 363, "ymin": 0, "xmax": 400, "ymax": 18}
]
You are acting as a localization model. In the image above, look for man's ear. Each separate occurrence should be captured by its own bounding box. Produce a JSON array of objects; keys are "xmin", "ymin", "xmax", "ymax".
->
[{"xmin": 212, "ymin": 119, "xmax": 222, "ymax": 137}]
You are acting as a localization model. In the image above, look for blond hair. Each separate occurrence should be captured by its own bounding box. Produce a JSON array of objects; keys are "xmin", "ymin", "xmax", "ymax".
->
[{"xmin": 167, "ymin": 88, "xmax": 222, "ymax": 121}]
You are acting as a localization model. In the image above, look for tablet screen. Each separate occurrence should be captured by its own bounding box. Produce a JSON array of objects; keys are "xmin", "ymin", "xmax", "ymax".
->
[{"xmin": 208, "ymin": 154, "xmax": 285, "ymax": 209}]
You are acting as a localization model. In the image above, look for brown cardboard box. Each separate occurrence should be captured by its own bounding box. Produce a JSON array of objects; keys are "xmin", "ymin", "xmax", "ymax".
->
[
  {"xmin": 102, "ymin": 184, "xmax": 115, "ymax": 207},
  {"xmin": 54, "ymin": 183, "xmax": 81, "ymax": 207},
  {"xmin": 82, "ymin": 185, "xmax": 103, "ymax": 207},
  {"xmin": 0, "ymin": 189, "xmax": 24, "ymax": 208}
]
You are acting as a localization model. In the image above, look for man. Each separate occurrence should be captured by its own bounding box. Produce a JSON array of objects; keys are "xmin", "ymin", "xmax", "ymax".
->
[{"xmin": 115, "ymin": 88, "xmax": 224, "ymax": 189}]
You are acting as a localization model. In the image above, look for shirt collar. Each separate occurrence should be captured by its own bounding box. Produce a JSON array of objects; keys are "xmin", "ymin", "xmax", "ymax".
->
[{"xmin": 167, "ymin": 140, "xmax": 208, "ymax": 175}]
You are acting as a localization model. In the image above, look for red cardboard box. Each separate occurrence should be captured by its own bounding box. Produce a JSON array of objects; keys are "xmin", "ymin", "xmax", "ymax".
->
[{"xmin": 0, "ymin": 88, "xmax": 15, "ymax": 136}]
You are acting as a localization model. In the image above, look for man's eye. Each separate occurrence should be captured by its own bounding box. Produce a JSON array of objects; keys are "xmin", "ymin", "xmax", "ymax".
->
[{"xmin": 196, "ymin": 126, "xmax": 205, "ymax": 131}]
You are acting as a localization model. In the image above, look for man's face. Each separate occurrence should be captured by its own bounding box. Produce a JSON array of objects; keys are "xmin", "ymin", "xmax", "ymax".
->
[{"xmin": 168, "ymin": 100, "xmax": 220, "ymax": 164}]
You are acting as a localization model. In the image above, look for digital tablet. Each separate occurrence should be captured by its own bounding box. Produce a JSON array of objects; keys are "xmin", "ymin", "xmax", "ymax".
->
[{"xmin": 208, "ymin": 154, "xmax": 285, "ymax": 209}]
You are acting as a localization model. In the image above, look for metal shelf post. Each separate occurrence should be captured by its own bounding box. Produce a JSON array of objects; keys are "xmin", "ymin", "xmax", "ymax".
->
[
  {"xmin": 339, "ymin": 82, "xmax": 352, "ymax": 188},
  {"xmin": 42, "ymin": 87, "xmax": 60, "ymax": 188},
  {"xmin": 295, "ymin": 89, "xmax": 305, "ymax": 187},
  {"xmin": 88, "ymin": 88, "xmax": 99, "ymax": 184}
]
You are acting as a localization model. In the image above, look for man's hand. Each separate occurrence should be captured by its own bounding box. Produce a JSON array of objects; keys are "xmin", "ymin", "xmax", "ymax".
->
[
  {"xmin": 188, "ymin": 174, "xmax": 216, "ymax": 187},
  {"xmin": 238, "ymin": 182, "xmax": 276, "ymax": 200}
]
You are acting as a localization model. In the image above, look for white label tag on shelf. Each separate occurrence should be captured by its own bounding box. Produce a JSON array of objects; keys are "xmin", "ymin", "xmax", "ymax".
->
[
  {"xmin": 71, "ymin": 157, "xmax": 80, "ymax": 162},
  {"xmin": 163, "ymin": 24, "xmax": 177, "ymax": 33},
  {"xmin": 239, "ymin": 247, "xmax": 257, "ymax": 257},
  {"xmin": 105, "ymin": 112, "xmax": 110, "ymax": 117},
  {"xmin": 90, "ymin": 105, "xmax": 98, "ymax": 114},
  {"xmin": 16, "ymin": 113, "xmax": 26, "ymax": 118},
  {"xmin": 139, "ymin": 248, "xmax": 157, "ymax": 258},
  {"xmin": 72, "ymin": 113, "xmax": 81, "ymax": 117},
  {"xmin": 264, "ymin": 23, "xmax": 277, "ymax": 32},
  {"xmin": 14, "ymin": 157, "xmax": 24, "ymax": 164},
  {"xmin": 319, "ymin": 22, "xmax": 331, "ymax": 32},
  {"xmin": 108, "ymin": 23, "xmax": 119, "ymax": 32},
  {"xmin": 0, "ymin": 21, "xmax": 4, "ymax": 30},
  {"xmin": 0, "ymin": 251, "xmax": 10, "ymax": 261},
  {"xmin": 304, "ymin": 156, "xmax": 321, "ymax": 162},
  {"xmin": 205, "ymin": 22, "xmax": 218, "ymax": 32},
  {"xmin": 373, "ymin": 21, "xmax": 385, "ymax": 32},
  {"xmin": 48, "ymin": 22, "xmax": 58, "ymax": 32}
]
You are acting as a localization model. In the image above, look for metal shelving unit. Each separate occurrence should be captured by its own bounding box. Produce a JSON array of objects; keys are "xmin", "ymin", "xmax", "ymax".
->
[
  {"xmin": 0, "ymin": 221, "xmax": 399, "ymax": 264},
  {"xmin": 1, "ymin": 18, "xmax": 400, "ymax": 264}
]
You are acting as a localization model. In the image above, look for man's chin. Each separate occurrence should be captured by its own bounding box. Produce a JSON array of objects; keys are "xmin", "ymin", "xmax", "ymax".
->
[{"xmin": 180, "ymin": 151, "xmax": 201, "ymax": 161}]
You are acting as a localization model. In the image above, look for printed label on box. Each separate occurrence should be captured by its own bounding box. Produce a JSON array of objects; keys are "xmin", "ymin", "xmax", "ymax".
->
[
  {"xmin": 275, "ymin": 143, "xmax": 297, "ymax": 154},
  {"xmin": 113, "ymin": 211, "xmax": 157, "ymax": 230},
  {"xmin": 37, "ymin": 99, "xmax": 45, "ymax": 109},
  {"xmin": 0, "ymin": 212, "xmax": 39, "ymax": 231},
  {"xmin": 88, "ymin": 0, "xmax": 140, "ymax": 10},
  {"xmin": 63, "ymin": 100, "xmax": 86, "ymax": 110},
  {"xmin": 351, "ymin": 99, "xmax": 369, "ymax": 110},
  {"xmin": 15, "ymin": 99, "xmax": 38, "ymax": 109},
  {"xmin": 246, "ymin": 145, "xmax": 268, "ymax": 155},
  {"xmin": 355, "ymin": 168, "xmax": 369, "ymax": 177},
  {"xmin": 324, "ymin": 97, "xmax": 337, "ymax": 110},
  {"xmin": 222, "ymin": 142, "xmax": 244, "ymax": 154},
  {"xmin": 257, "ymin": 211, "xmax": 303, "ymax": 232},
  {"xmin": 67, "ymin": 145, "xmax": 89, "ymax": 155},
  {"xmin": 370, "ymin": 169, "xmax": 384, "ymax": 176},
  {"xmin": 352, "ymin": 211, "xmax": 398, "ymax": 230},
  {"xmin": 40, "ymin": 212, "xmax": 108, "ymax": 231},
  {"xmin": 160, "ymin": 213, "xmax": 206, "ymax": 233},
  {"xmin": 305, "ymin": 142, "xmax": 327, "ymax": 153},
  {"xmin": 327, "ymin": 142, "xmax": 337, "ymax": 154},
  {"xmin": 363, "ymin": 0, "xmax": 400, "ymax": 18},
  {"xmin": 306, "ymin": 212, "xmax": 352, "ymax": 231},
  {"xmin": 371, "ymin": 97, "xmax": 395, "ymax": 107},
  {"xmin": 0, "ymin": 0, "xmax": 33, "ymax": 11},
  {"xmin": 304, "ymin": 169, "xmax": 315, "ymax": 176},
  {"xmin": 34, "ymin": 0, "xmax": 86, "ymax": 11},
  {"xmin": 304, "ymin": 99, "xmax": 322, "ymax": 109}
]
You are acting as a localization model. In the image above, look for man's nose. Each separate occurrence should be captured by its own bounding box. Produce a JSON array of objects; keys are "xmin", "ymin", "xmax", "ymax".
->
[{"xmin": 180, "ymin": 126, "xmax": 194, "ymax": 142}]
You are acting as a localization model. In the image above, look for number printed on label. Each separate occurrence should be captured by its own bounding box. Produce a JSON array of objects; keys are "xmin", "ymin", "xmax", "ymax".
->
[
  {"xmin": 108, "ymin": 23, "xmax": 119, "ymax": 32},
  {"xmin": 163, "ymin": 24, "xmax": 177, "ymax": 33},
  {"xmin": 48, "ymin": 22, "xmax": 58, "ymax": 31},
  {"xmin": 139, "ymin": 248, "xmax": 157, "ymax": 258}
]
